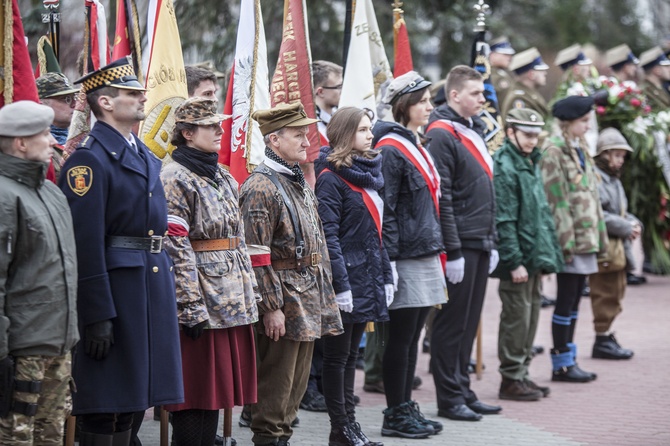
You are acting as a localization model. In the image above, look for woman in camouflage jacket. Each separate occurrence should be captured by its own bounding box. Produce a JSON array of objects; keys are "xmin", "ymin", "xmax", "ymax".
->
[
  {"xmin": 160, "ymin": 98, "xmax": 259, "ymax": 446},
  {"xmin": 540, "ymin": 95, "xmax": 607, "ymax": 383}
]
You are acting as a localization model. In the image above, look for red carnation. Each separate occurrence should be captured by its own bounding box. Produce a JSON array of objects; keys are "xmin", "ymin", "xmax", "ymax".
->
[{"xmin": 630, "ymin": 98, "xmax": 641, "ymax": 107}]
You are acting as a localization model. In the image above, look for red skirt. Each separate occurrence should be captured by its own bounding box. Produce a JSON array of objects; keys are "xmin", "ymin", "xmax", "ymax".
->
[{"xmin": 164, "ymin": 324, "xmax": 257, "ymax": 411}]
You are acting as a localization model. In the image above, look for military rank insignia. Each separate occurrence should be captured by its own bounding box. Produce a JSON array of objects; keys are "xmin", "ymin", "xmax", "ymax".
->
[{"xmin": 66, "ymin": 166, "xmax": 93, "ymax": 196}]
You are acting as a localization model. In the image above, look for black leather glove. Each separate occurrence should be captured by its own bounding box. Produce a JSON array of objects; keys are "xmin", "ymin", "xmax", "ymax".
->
[
  {"xmin": 181, "ymin": 320, "xmax": 209, "ymax": 340},
  {"xmin": 84, "ymin": 320, "xmax": 114, "ymax": 360}
]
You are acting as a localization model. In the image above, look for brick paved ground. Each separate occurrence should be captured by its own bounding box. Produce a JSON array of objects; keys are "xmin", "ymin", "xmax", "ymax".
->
[{"xmin": 136, "ymin": 274, "xmax": 670, "ymax": 445}]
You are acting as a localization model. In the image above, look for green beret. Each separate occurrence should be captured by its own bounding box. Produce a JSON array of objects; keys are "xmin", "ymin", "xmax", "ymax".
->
[
  {"xmin": 251, "ymin": 102, "xmax": 318, "ymax": 136},
  {"xmin": 0, "ymin": 101, "xmax": 54, "ymax": 137}
]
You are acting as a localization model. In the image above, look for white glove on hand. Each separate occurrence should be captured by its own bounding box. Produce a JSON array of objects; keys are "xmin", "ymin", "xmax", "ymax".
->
[
  {"xmin": 488, "ymin": 249, "xmax": 499, "ymax": 274},
  {"xmin": 390, "ymin": 261, "xmax": 399, "ymax": 292},
  {"xmin": 335, "ymin": 290, "xmax": 353, "ymax": 313},
  {"xmin": 384, "ymin": 284, "xmax": 395, "ymax": 308},
  {"xmin": 445, "ymin": 257, "xmax": 465, "ymax": 284}
]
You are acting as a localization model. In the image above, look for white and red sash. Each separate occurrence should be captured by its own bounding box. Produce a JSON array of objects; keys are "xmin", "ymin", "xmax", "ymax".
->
[
  {"xmin": 321, "ymin": 168, "xmax": 383, "ymax": 243},
  {"xmin": 427, "ymin": 119, "xmax": 493, "ymax": 179},
  {"xmin": 376, "ymin": 133, "xmax": 441, "ymax": 213}
]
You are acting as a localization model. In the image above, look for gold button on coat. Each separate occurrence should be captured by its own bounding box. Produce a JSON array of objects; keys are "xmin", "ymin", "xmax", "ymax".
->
[
  {"xmin": 148, "ymin": 230, "xmax": 154, "ymax": 236},
  {"xmin": 152, "ymin": 266, "xmax": 159, "ymax": 273}
]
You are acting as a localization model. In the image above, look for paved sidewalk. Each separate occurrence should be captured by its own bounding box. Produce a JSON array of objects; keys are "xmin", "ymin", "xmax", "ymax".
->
[{"xmin": 136, "ymin": 274, "xmax": 670, "ymax": 445}]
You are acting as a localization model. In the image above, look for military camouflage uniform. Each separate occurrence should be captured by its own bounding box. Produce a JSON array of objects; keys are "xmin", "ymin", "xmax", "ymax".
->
[
  {"xmin": 641, "ymin": 80, "xmax": 670, "ymax": 113},
  {"xmin": 540, "ymin": 136, "xmax": 608, "ymax": 262},
  {"xmin": 161, "ymin": 162, "xmax": 259, "ymax": 328},
  {"xmin": 0, "ymin": 354, "xmax": 72, "ymax": 446},
  {"xmin": 240, "ymin": 161, "xmax": 342, "ymax": 444}
]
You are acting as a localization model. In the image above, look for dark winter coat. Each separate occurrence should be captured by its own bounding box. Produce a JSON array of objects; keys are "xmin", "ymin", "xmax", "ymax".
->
[
  {"xmin": 315, "ymin": 147, "xmax": 391, "ymax": 324},
  {"xmin": 490, "ymin": 139, "xmax": 564, "ymax": 279},
  {"xmin": 59, "ymin": 121, "xmax": 183, "ymax": 414},
  {"xmin": 426, "ymin": 105, "xmax": 497, "ymax": 258},
  {"xmin": 372, "ymin": 121, "xmax": 444, "ymax": 260}
]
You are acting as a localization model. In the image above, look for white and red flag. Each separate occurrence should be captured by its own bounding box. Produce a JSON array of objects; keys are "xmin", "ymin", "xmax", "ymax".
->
[{"xmin": 219, "ymin": 0, "xmax": 270, "ymax": 184}]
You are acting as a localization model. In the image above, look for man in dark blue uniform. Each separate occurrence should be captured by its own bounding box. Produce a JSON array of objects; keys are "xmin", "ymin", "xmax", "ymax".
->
[{"xmin": 58, "ymin": 57, "xmax": 183, "ymax": 445}]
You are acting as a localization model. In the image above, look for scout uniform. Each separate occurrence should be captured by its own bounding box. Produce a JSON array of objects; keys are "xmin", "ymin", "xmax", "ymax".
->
[
  {"xmin": 58, "ymin": 57, "xmax": 184, "ymax": 444},
  {"xmin": 501, "ymin": 48, "xmax": 549, "ymax": 120},
  {"xmin": 639, "ymin": 46, "xmax": 670, "ymax": 112},
  {"xmin": 489, "ymin": 36, "xmax": 517, "ymax": 108},
  {"xmin": 0, "ymin": 101, "xmax": 79, "ymax": 445},
  {"xmin": 36, "ymin": 72, "xmax": 79, "ymax": 182},
  {"xmin": 492, "ymin": 108, "xmax": 563, "ymax": 401},
  {"xmin": 239, "ymin": 102, "xmax": 343, "ymax": 446}
]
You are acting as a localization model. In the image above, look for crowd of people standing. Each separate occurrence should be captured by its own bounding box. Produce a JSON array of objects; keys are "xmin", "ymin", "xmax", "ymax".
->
[{"xmin": 1, "ymin": 31, "xmax": 668, "ymax": 446}]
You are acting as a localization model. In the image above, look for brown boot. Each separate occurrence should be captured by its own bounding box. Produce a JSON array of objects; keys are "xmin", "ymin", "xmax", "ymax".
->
[{"xmin": 499, "ymin": 378, "xmax": 542, "ymax": 401}]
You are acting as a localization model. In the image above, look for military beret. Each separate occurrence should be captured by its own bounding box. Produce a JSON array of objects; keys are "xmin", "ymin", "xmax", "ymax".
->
[
  {"xmin": 36, "ymin": 72, "xmax": 79, "ymax": 99},
  {"xmin": 383, "ymin": 71, "xmax": 432, "ymax": 105},
  {"xmin": 605, "ymin": 44, "xmax": 639, "ymax": 69},
  {"xmin": 554, "ymin": 44, "xmax": 592, "ymax": 71},
  {"xmin": 639, "ymin": 46, "xmax": 670, "ymax": 71},
  {"xmin": 510, "ymin": 48, "xmax": 549, "ymax": 75},
  {"xmin": 506, "ymin": 108, "xmax": 545, "ymax": 134},
  {"xmin": 0, "ymin": 101, "xmax": 54, "ymax": 137},
  {"xmin": 174, "ymin": 97, "xmax": 230, "ymax": 125},
  {"xmin": 596, "ymin": 127, "xmax": 633, "ymax": 156},
  {"xmin": 75, "ymin": 56, "xmax": 145, "ymax": 94},
  {"xmin": 551, "ymin": 95, "xmax": 594, "ymax": 121},
  {"xmin": 490, "ymin": 36, "xmax": 516, "ymax": 55},
  {"xmin": 252, "ymin": 102, "xmax": 318, "ymax": 136}
]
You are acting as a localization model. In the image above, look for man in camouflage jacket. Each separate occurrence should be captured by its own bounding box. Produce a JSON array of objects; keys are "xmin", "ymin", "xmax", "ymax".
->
[{"xmin": 239, "ymin": 102, "xmax": 343, "ymax": 446}]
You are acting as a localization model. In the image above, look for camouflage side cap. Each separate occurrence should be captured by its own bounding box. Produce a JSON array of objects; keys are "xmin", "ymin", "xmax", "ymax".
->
[
  {"xmin": 36, "ymin": 72, "xmax": 79, "ymax": 99},
  {"xmin": 174, "ymin": 97, "xmax": 231, "ymax": 125}
]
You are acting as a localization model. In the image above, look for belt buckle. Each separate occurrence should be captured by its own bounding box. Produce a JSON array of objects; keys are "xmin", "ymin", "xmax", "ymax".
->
[
  {"xmin": 311, "ymin": 252, "xmax": 319, "ymax": 267},
  {"xmin": 150, "ymin": 236, "xmax": 163, "ymax": 254}
]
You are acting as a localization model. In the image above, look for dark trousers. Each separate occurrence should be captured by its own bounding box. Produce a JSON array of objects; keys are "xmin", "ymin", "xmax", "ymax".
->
[
  {"xmin": 250, "ymin": 335, "xmax": 313, "ymax": 445},
  {"xmin": 79, "ymin": 411, "xmax": 140, "ymax": 434},
  {"xmin": 322, "ymin": 323, "xmax": 366, "ymax": 426},
  {"xmin": 363, "ymin": 322, "xmax": 388, "ymax": 384},
  {"xmin": 431, "ymin": 248, "xmax": 490, "ymax": 408},
  {"xmin": 552, "ymin": 273, "xmax": 586, "ymax": 349},
  {"xmin": 305, "ymin": 338, "xmax": 324, "ymax": 394},
  {"xmin": 383, "ymin": 307, "xmax": 431, "ymax": 408}
]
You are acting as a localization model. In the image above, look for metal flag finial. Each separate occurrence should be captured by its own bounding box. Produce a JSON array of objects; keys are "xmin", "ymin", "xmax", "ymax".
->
[{"xmin": 473, "ymin": 0, "xmax": 490, "ymax": 32}]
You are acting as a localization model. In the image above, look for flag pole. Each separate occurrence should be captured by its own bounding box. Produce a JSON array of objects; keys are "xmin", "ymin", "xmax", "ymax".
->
[
  {"xmin": 342, "ymin": 0, "xmax": 353, "ymax": 69},
  {"xmin": 42, "ymin": 0, "xmax": 61, "ymax": 61}
]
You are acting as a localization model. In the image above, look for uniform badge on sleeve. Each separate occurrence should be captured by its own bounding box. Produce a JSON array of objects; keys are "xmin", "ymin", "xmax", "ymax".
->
[{"xmin": 66, "ymin": 166, "xmax": 93, "ymax": 196}]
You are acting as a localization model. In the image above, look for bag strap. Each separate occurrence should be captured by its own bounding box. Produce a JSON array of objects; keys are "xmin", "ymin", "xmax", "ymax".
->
[{"xmin": 257, "ymin": 166, "xmax": 306, "ymax": 259}]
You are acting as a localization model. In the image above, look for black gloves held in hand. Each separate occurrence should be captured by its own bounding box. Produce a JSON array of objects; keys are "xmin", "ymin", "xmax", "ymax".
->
[
  {"xmin": 84, "ymin": 320, "xmax": 114, "ymax": 360},
  {"xmin": 181, "ymin": 320, "xmax": 209, "ymax": 340}
]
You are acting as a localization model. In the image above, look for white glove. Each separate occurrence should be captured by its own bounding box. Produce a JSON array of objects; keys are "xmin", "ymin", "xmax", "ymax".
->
[
  {"xmin": 335, "ymin": 290, "xmax": 353, "ymax": 313},
  {"xmin": 445, "ymin": 257, "xmax": 465, "ymax": 284},
  {"xmin": 384, "ymin": 284, "xmax": 395, "ymax": 308},
  {"xmin": 390, "ymin": 261, "xmax": 399, "ymax": 292},
  {"xmin": 488, "ymin": 249, "xmax": 499, "ymax": 274}
]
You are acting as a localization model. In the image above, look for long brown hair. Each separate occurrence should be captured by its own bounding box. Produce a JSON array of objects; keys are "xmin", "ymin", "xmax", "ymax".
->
[{"xmin": 326, "ymin": 107, "xmax": 375, "ymax": 170}]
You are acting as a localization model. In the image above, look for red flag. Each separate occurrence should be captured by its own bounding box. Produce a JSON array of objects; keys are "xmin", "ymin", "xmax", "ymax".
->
[
  {"xmin": 270, "ymin": 0, "xmax": 319, "ymax": 165},
  {"xmin": 0, "ymin": 0, "xmax": 39, "ymax": 107},
  {"xmin": 393, "ymin": 15, "xmax": 413, "ymax": 77},
  {"xmin": 218, "ymin": 65, "xmax": 234, "ymax": 168},
  {"xmin": 112, "ymin": 0, "xmax": 143, "ymax": 82}
]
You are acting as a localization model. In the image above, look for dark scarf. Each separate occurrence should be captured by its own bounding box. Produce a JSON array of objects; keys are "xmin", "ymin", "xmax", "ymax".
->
[
  {"xmin": 595, "ymin": 154, "xmax": 621, "ymax": 178},
  {"xmin": 172, "ymin": 145, "xmax": 219, "ymax": 181},
  {"xmin": 265, "ymin": 146, "xmax": 305, "ymax": 187},
  {"xmin": 318, "ymin": 146, "xmax": 384, "ymax": 191},
  {"xmin": 50, "ymin": 125, "xmax": 69, "ymax": 146}
]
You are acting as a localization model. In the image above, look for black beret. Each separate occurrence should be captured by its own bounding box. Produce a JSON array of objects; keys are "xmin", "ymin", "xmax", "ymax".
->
[{"xmin": 551, "ymin": 95, "xmax": 594, "ymax": 121}]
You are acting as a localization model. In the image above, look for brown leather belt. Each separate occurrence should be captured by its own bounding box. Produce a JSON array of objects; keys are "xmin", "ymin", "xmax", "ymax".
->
[
  {"xmin": 272, "ymin": 253, "xmax": 322, "ymax": 270},
  {"xmin": 190, "ymin": 237, "xmax": 240, "ymax": 252}
]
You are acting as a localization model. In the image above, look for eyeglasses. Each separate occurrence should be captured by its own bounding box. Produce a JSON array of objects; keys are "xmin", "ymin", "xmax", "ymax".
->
[
  {"xmin": 321, "ymin": 84, "xmax": 343, "ymax": 90},
  {"xmin": 55, "ymin": 95, "xmax": 75, "ymax": 105}
]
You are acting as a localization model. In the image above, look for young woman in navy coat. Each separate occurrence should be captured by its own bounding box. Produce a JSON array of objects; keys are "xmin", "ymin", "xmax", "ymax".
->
[{"xmin": 315, "ymin": 107, "xmax": 392, "ymax": 446}]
